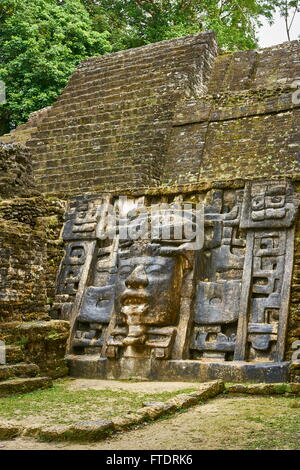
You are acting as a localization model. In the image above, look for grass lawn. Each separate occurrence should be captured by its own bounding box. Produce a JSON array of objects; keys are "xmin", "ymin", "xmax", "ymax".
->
[
  {"xmin": 0, "ymin": 380, "xmax": 299, "ymax": 450},
  {"xmin": 0, "ymin": 378, "xmax": 197, "ymax": 427}
]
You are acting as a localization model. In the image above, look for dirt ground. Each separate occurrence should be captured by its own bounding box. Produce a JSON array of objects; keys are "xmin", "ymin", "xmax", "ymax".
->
[
  {"xmin": 65, "ymin": 378, "xmax": 200, "ymax": 393},
  {"xmin": 1, "ymin": 394, "xmax": 299, "ymax": 450}
]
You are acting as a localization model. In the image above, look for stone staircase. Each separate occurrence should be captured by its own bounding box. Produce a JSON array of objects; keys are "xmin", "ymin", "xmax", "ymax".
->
[{"xmin": 0, "ymin": 344, "xmax": 53, "ymax": 398}]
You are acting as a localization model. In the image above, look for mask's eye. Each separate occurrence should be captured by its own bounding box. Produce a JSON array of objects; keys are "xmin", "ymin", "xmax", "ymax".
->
[
  {"xmin": 146, "ymin": 264, "xmax": 163, "ymax": 275},
  {"xmin": 271, "ymin": 196, "xmax": 284, "ymax": 204},
  {"xmin": 96, "ymin": 298, "xmax": 110, "ymax": 308},
  {"xmin": 252, "ymin": 196, "xmax": 264, "ymax": 210},
  {"xmin": 118, "ymin": 266, "xmax": 132, "ymax": 278}
]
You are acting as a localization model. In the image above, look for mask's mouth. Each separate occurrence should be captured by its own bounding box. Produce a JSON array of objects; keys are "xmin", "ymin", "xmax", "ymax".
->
[
  {"xmin": 120, "ymin": 290, "xmax": 150, "ymax": 315},
  {"xmin": 122, "ymin": 298, "xmax": 147, "ymax": 306},
  {"xmin": 123, "ymin": 324, "xmax": 147, "ymax": 345},
  {"xmin": 121, "ymin": 290, "xmax": 150, "ymax": 305},
  {"xmin": 121, "ymin": 304, "xmax": 149, "ymax": 315}
]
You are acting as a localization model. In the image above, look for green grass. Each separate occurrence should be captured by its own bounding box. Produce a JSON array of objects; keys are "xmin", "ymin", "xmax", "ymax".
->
[
  {"xmin": 230, "ymin": 396, "xmax": 300, "ymax": 450},
  {"xmin": 0, "ymin": 379, "xmax": 197, "ymax": 426},
  {"xmin": 244, "ymin": 410, "xmax": 300, "ymax": 450},
  {"xmin": 185, "ymin": 395, "xmax": 300, "ymax": 450}
]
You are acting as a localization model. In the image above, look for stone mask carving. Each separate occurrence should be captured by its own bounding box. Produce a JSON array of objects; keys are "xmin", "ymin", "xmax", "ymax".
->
[
  {"xmin": 115, "ymin": 243, "xmax": 184, "ymax": 346},
  {"xmin": 56, "ymin": 182, "xmax": 298, "ymax": 381}
]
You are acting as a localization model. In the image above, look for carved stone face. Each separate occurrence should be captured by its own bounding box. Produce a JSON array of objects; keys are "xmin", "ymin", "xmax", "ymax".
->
[{"xmin": 115, "ymin": 253, "xmax": 183, "ymax": 333}]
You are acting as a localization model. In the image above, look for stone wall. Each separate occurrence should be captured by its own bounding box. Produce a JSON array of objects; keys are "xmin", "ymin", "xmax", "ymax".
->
[
  {"xmin": 0, "ymin": 143, "xmax": 34, "ymax": 198},
  {"xmin": 288, "ymin": 188, "xmax": 300, "ymax": 381},
  {"xmin": 0, "ymin": 321, "xmax": 69, "ymax": 379},
  {"xmin": 0, "ymin": 194, "xmax": 69, "ymax": 378},
  {"xmin": 0, "ymin": 143, "xmax": 69, "ymax": 378},
  {"xmin": 0, "ymin": 196, "xmax": 66, "ymax": 322},
  {"xmin": 163, "ymin": 41, "xmax": 300, "ymax": 185},
  {"xmin": 0, "ymin": 220, "xmax": 48, "ymax": 323}
]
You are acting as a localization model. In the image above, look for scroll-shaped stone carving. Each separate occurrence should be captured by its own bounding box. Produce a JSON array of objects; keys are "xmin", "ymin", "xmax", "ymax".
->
[
  {"xmin": 56, "ymin": 243, "xmax": 87, "ymax": 295},
  {"xmin": 191, "ymin": 327, "xmax": 237, "ymax": 361},
  {"xmin": 247, "ymin": 230, "xmax": 285, "ymax": 360},
  {"xmin": 73, "ymin": 295, "xmax": 117, "ymax": 354},
  {"xmin": 292, "ymin": 340, "xmax": 300, "ymax": 363},
  {"xmin": 202, "ymin": 189, "xmax": 246, "ymax": 278},
  {"xmin": 54, "ymin": 194, "xmax": 115, "ymax": 332},
  {"xmin": 63, "ymin": 195, "xmax": 111, "ymax": 240},
  {"xmin": 72, "ymin": 236, "xmax": 118, "ymax": 354},
  {"xmin": 240, "ymin": 181, "xmax": 299, "ymax": 229},
  {"xmin": 235, "ymin": 180, "xmax": 299, "ymax": 363},
  {"xmin": 54, "ymin": 241, "xmax": 95, "ymax": 321},
  {"xmin": 72, "ymin": 240, "xmax": 119, "ymax": 354}
]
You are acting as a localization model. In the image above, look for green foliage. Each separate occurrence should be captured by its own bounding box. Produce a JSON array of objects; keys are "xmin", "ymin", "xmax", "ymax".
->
[
  {"xmin": 46, "ymin": 330, "xmax": 61, "ymax": 341},
  {"xmin": 81, "ymin": 0, "xmax": 278, "ymax": 51},
  {"xmin": 0, "ymin": 0, "xmax": 112, "ymax": 130},
  {"xmin": 0, "ymin": 0, "xmax": 297, "ymax": 133},
  {"xmin": 15, "ymin": 336, "xmax": 28, "ymax": 348}
]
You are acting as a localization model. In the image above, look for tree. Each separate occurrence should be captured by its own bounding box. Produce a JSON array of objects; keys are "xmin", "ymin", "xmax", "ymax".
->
[
  {"xmin": 274, "ymin": 0, "xmax": 300, "ymax": 41},
  {"xmin": 0, "ymin": 0, "xmax": 112, "ymax": 131},
  {"xmin": 80, "ymin": 0, "xmax": 278, "ymax": 51},
  {"xmin": 1, "ymin": 0, "xmax": 297, "ymax": 133}
]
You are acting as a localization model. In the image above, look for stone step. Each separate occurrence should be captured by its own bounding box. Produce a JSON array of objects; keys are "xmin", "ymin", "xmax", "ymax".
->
[
  {"xmin": 0, "ymin": 128, "xmax": 32, "ymax": 140},
  {"xmin": 0, "ymin": 363, "xmax": 39, "ymax": 381},
  {"xmin": 5, "ymin": 346, "xmax": 24, "ymax": 364},
  {"xmin": 67, "ymin": 355, "xmax": 290, "ymax": 383},
  {"xmin": 40, "ymin": 93, "xmax": 167, "ymax": 122},
  {"xmin": 0, "ymin": 377, "xmax": 53, "ymax": 397},
  {"xmin": 35, "ymin": 108, "xmax": 151, "ymax": 132},
  {"xmin": 0, "ymin": 135, "xmax": 32, "ymax": 146}
]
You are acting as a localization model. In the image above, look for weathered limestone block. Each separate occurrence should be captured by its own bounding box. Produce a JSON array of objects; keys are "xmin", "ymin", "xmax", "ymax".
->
[
  {"xmin": 226, "ymin": 382, "xmax": 300, "ymax": 395},
  {"xmin": 0, "ymin": 363, "xmax": 39, "ymax": 380},
  {"xmin": 0, "ymin": 321, "xmax": 70, "ymax": 378},
  {"xmin": 0, "ymin": 423, "xmax": 21, "ymax": 440},
  {"xmin": 0, "ymin": 143, "xmax": 34, "ymax": 198},
  {"xmin": 32, "ymin": 425, "xmax": 72, "ymax": 441},
  {"xmin": 112, "ymin": 413, "xmax": 146, "ymax": 431},
  {"xmin": 0, "ymin": 377, "xmax": 52, "ymax": 398},
  {"xmin": 26, "ymin": 420, "xmax": 114, "ymax": 442},
  {"xmin": 0, "ymin": 221, "xmax": 48, "ymax": 323},
  {"xmin": 135, "ymin": 403, "xmax": 176, "ymax": 419},
  {"xmin": 69, "ymin": 420, "xmax": 114, "ymax": 440}
]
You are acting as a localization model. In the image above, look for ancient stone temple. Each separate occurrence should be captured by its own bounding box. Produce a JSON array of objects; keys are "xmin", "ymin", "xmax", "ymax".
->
[{"xmin": 1, "ymin": 32, "xmax": 300, "ymax": 385}]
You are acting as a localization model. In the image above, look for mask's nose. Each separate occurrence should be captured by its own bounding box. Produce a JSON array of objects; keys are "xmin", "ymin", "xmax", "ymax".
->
[{"xmin": 125, "ymin": 265, "xmax": 149, "ymax": 289}]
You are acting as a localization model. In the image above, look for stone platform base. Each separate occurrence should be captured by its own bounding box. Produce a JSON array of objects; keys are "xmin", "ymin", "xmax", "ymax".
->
[{"xmin": 66, "ymin": 355, "xmax": 290, "ymax": 383}]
